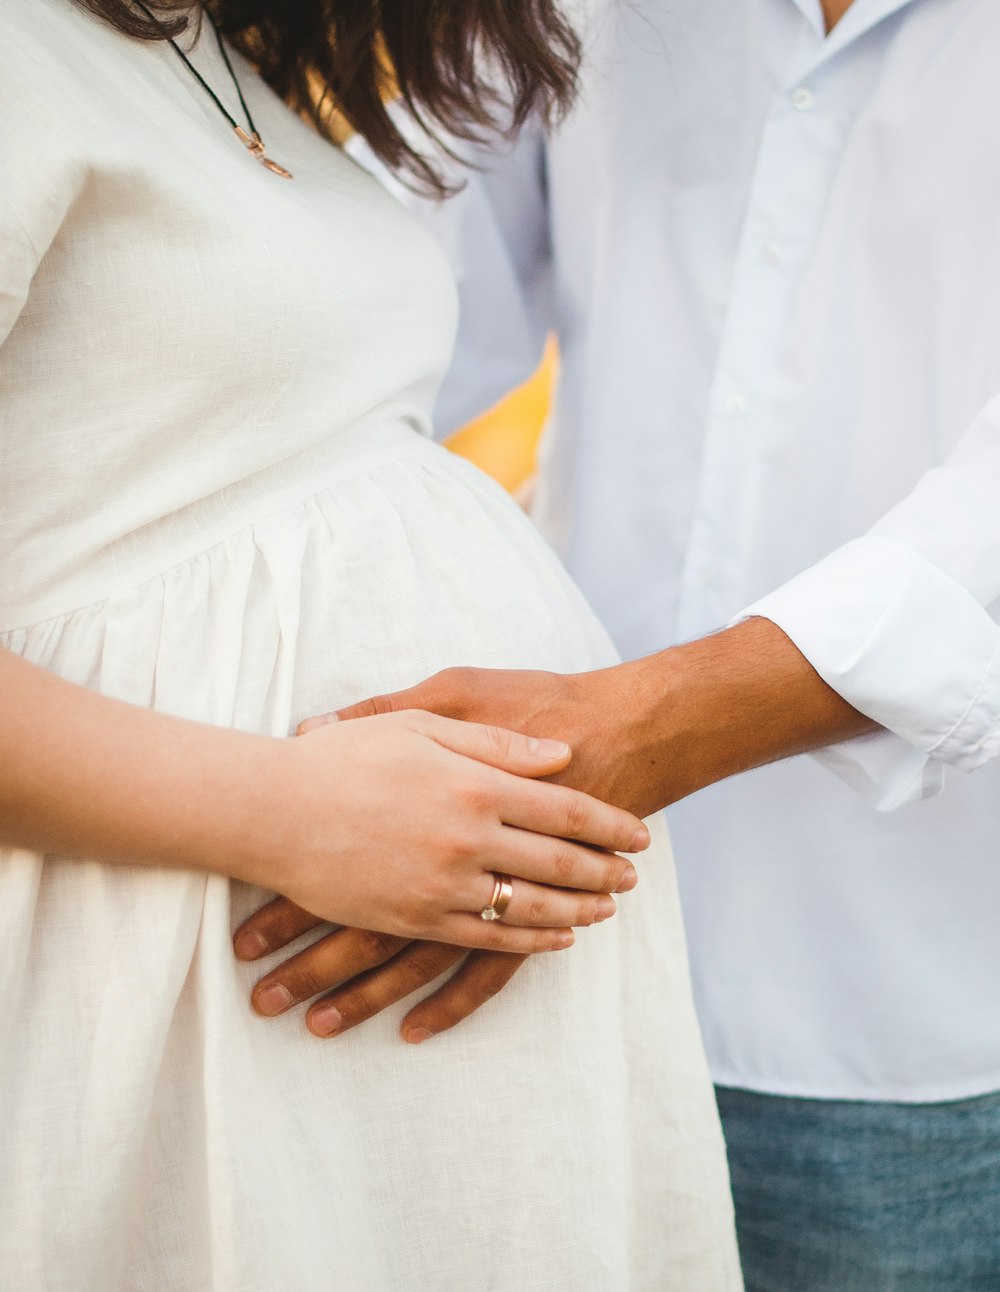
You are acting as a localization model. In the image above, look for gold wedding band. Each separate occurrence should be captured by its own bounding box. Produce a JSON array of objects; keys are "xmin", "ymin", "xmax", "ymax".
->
[{"xmin": 480, "ymin": 873, "xmax": 514, "ymax": 922}]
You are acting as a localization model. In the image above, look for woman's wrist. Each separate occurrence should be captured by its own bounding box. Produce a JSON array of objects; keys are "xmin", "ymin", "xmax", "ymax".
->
[
  {"xmin": 0, "ymin": 647, "xmax": 290, "ymax": 887},
  {"xmin": 191, "ymin": 730, "xmax": 309, "ymax": 893}
]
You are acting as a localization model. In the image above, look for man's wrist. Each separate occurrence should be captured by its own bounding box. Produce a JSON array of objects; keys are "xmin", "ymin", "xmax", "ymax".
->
[{"xmin": 633, "ymin": 617, "xmax": 877, "ymax": 805}]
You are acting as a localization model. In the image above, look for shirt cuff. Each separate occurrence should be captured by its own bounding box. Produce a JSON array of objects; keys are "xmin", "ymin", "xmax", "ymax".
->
[{"xmin": 734, "ymin": 534, "xmax": 1000, "ymax": 810}]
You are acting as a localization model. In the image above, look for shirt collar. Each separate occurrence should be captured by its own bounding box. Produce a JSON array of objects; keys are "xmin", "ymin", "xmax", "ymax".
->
[
  {"xmin": 786, "ymin": 0, "xmax": 826, "ymax": 40},
  {"xmin": 786, "ymin": 0, "xmax": 926, "ymax": 78}
]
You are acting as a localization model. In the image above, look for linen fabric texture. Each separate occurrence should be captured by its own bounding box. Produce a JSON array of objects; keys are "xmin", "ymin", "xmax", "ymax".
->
[{"xmin": 0, "ymin": 3, "xmax": 739, "ymax": 1290}]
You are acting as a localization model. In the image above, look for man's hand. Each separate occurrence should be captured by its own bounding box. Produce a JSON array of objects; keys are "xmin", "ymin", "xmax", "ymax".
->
[
  {"xmin": 302, "ymin": 617, "xmax": 877, "ymax": 816},
  {"xmin": 302, "ymin": 659, "xmax": 669, "ymax": 817},
  {"xmin": 237, "ymin": 618, "xmax": 877, "ymax": 1041},
  {"xmin": 234, "ymin": 899, "xmax": 526, "ymax": 1043}
]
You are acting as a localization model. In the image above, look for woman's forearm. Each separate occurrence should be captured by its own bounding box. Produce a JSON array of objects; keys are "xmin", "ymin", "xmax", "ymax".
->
[{"xmin": 0, "ymin": 646, "xmax": 281, "ymax": 882}]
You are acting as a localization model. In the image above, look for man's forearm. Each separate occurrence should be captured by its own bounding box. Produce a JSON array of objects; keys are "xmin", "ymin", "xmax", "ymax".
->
[
  {"xmin": 317, "ymin": 616, "xmax": 878, "ymax": 821},
  {"xmin": 634, "ymin": 616, "xmax": 878, "ymax": 806}
]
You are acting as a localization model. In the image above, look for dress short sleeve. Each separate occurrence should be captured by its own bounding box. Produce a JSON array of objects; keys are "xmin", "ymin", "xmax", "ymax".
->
[
  {"xmin": 0, "ymin": 7, "xmax": 89, "ymax": 344},
  {"xmin": 0, "ymin": 192, "xmax": 37, "ymax": 346}
]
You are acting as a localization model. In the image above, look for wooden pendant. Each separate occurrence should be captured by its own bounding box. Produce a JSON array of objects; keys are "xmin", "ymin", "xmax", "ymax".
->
[{"xmin": 234, "ymin": 126, "xmax": 294, "ymax": 180}]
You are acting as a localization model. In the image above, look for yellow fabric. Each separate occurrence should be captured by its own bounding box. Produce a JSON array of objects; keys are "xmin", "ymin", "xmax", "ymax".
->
[{"xmin": 446, "ymin": 340, "xmax": 555, "ymax": 490}]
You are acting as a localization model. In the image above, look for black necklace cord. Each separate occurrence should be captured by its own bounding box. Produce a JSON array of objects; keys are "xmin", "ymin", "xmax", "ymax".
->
[
  {"xmin": 132, "ymin": 1, "xmax": 293, "ymax": 177},
  {"xmin": 210, "ymin": 23, "xmax": 259, "ymax": 136}
]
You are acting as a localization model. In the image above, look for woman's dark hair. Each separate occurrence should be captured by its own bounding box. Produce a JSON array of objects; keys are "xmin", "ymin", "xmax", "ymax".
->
[{"xmin": 72, "ymin": 1, "xmax": 581, "ymax": 192}]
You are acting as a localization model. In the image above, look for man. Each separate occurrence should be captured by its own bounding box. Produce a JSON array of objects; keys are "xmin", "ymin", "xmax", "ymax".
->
[{"xmin": 238, "ymin": 1, "xmax": 1000, "ymax": 1285}]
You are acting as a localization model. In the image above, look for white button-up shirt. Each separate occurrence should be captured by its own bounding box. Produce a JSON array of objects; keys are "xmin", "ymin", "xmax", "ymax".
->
[{"xmin": 391, "ymin": 0, "xmax": 1000, "ymax": 1100}]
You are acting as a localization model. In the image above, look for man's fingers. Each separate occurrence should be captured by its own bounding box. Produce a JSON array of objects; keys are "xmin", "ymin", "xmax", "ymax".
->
[
  {"xmin": 249, "ymin": 926, "xmax": 410, "ymax": 1016},
  {"xmin": 305, "ymin": 941, "xmax": 467, "ymax": 1037},
  {"xmin": 299, "ymin": 665, "xmax": 484, "ymax": 733},
  {"xmin": 297, "ymin": 688, "xmax": 413, "ymax": 734},
  {"xmin": 400, "ymin": 952, "xmax": 527, "ymax": 1043},
  {"xmin": 233, "ymin": 896, "xmax": 324, "ymax": 959}
]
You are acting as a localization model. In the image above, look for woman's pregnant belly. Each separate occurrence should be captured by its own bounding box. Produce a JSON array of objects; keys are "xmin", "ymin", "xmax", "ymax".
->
[
  {"xmin": 0, "ymin": 432, "xmax": 733, "ymax": 1292},
  {"xmin": 4, "ymin": 425, "xmax": 617, "ymax": 728}
]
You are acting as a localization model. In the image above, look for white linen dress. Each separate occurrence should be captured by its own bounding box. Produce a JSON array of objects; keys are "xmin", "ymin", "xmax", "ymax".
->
[{"xmin": 0, "ymin": 3, "xmax": 740, "ymax": 1289}]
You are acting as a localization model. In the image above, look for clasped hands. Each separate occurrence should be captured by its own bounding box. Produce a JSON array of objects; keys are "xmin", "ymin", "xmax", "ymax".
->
[
  {"xmin": 232, "ymin": 618, "xmax": 862, "ymax": 1042},
  {"xmin": 233, "ymin": 658, "xmax": 664, "ymax": 1043}
]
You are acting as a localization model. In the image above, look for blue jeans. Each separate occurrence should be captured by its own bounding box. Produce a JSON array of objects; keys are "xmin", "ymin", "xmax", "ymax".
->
[{"xmin": 715, "ymin": 1085, "xmax": 1000, "ymax": 1291}]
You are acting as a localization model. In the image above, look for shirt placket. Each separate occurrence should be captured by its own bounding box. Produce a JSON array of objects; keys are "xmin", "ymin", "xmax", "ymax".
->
[{"xmin": 675, "ymin": 16, "xmax": 863, "ymax": 642}]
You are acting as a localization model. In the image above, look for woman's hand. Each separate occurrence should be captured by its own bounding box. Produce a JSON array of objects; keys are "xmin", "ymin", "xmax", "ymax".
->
[
  {"xmin": 248, "ymin": 710, "xmax": 647, "ymax": 954},
  {"xmin": 0, "ymin": 651, "xmax": 644, "ymax": 961}
]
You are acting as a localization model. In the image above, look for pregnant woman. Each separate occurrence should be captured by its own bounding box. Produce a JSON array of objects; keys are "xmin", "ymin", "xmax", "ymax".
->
[{"xmin": 0, "ymin": 1, "xmax": 740, "ymax": 1288}]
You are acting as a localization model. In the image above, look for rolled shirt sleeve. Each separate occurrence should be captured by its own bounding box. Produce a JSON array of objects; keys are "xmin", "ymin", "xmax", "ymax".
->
[{"xmin": 739, "ymin": 394, "xmax": 1000, "ymax": 809}]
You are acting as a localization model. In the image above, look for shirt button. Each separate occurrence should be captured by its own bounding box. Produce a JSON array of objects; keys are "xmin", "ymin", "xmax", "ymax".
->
[
  {"xmin": 725, "ymin": 393, "xmax": 748, "ymax": 417},
  {"xmin": 791, "ymin": 86, "xmax": 815, "ymax": 111},
  {"xmin": 760, "ymin": 240, "xmax": 782, "ymax": 266}
]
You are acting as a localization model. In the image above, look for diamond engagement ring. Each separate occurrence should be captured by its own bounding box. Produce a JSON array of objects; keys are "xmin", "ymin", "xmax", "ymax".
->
[{"xmin": 480, "ymin": 874, "xmax": 514, "ymax": 921}]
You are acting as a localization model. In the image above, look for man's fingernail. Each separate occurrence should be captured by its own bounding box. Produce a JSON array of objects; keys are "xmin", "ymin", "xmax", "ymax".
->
[
  {"xmin": 629, "ymin": 826, "xmax": 650, "ymax": 852},
  {"xmin": 309, "ymin": 1005, "xmax": 343, "ymax": 1037},
  {"xmin": 255, "ymin": 983, "xmax": 293, "ymax": 1016},
  {"xmin": 554, "ymin": 931, "xmax": 575, "ymax": 949},
  {"xmin": 616, "ymin": 864, "xmax": 638, "ymax": 893},
  {"xmin": 529, "ymin": 738, "xmax": 570, "ymax": 758},
  {"xmin": 403, "ymin": 1026, "xmax": 434, "ymax": 1045},
  {"xmin": 596, "ymin": 897, "xmax": 616, "ymax": 921},
  {"xmin": 234, "ymin": 931, "xmax": 269, "ymax": 960}
]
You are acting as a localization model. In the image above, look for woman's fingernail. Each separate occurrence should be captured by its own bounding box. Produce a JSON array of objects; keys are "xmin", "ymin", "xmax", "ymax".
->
[
  {"xmin": 529, "ymin": 737, "xmax": 570, "ymax": 758},
  {"xmin": 403, "ymin": 1026, "xmax": 434, "ymax": 1045},
  {"xmin": 234, "ymin": 931, "xmax": 269, "ymax": 960},
  {"xmin": 554, "ymin": 931, "xmax": 575, "ymax": 949},
  {"xmin": 596, "ymin": 897, "xmax": 617, "ymax": 921},
  {"xmin": 309, "ymin": 1005, "xmax": 343, "ymax": 1037},
  {"xmin": 629, "ymin": 825, "xmax": 651, "ymax": 852},
  {"xmin": 616, "ymin": 864, "xmax": 638, "ymax": 893},
  {"xmin": 255, "ymin": 983, "xmax": 293, "ymax": 1016},
  {"xmin": 297, "ymin": 713, "xmax": 337, "ymax": 736}
]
